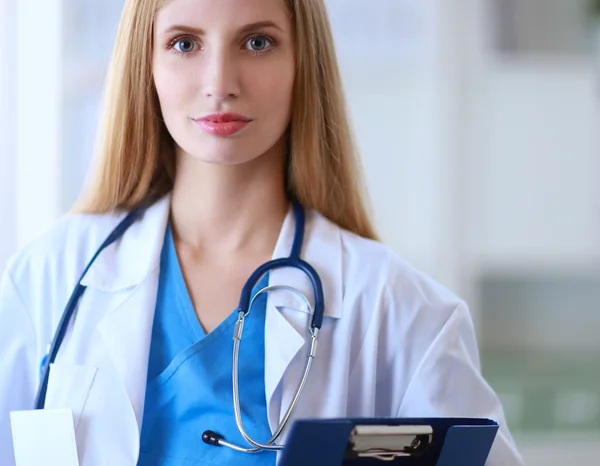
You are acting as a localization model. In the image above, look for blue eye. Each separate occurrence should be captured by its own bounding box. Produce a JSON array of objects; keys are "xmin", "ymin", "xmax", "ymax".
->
[
  {"xmin": 174, "ymin": 37, "xmax": 196, "ymax": 53},
  {"xmin": 245, "ymin": 35, "xmax": 273, "ymax": 53}
]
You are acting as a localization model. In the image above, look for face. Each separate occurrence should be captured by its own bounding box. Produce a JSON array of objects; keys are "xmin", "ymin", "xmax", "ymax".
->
[{"xmin": 153, "ymin": 0, "xmax": 295, "ymax": 166}]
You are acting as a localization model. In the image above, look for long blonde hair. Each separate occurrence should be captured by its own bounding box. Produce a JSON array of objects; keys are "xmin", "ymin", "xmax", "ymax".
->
[{"xmin": 75, "ymin": 0, "xmax": 378, "ymax": 240}]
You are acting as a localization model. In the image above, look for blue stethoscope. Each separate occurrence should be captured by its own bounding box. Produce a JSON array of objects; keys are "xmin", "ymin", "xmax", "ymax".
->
[{"xmin": 34, "ymin": 199, "xmax": 324, "ymax": 453}]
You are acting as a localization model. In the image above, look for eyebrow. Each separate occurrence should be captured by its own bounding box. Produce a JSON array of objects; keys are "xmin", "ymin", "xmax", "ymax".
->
[{"xmin": 162, "ymin": 20, "xmax": 285, "ymax": 36}]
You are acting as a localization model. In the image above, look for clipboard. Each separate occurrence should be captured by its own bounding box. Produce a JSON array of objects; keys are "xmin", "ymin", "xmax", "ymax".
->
[{"xmin": 279, "ymin": 418, "xmax": 499, "ymax": 466}]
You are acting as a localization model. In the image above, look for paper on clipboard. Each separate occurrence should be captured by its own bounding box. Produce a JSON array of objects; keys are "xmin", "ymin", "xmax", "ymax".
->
[
  {"xmin": 349, "ymin": 424, "xmax": 433, "ymax": 458},
  {"xmin": 10, "ymin": 409, "xmax": 80, "ymax": 466}
]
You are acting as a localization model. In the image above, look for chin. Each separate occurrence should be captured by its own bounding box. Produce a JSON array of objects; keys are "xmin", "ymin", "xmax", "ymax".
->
[
  {"xmin": 174, "ymin": 124, "xmax": 286, "ymax": 165},
  {"xmin": 183, "ymin": 142, "xmax": 261, "ymax": 166},
  {"xmin": 200, "ymin": 154, "xmax": 255, "ymax": 166},
  {"xmin": 182, "ymin": 131, "xmax": 280, "ymax": 165}
]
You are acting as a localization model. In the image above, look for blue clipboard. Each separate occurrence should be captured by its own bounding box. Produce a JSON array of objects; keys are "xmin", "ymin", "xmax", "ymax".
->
[{"xmin": 279, "ymin": 418, "xmax": 499, "ymax": 466}]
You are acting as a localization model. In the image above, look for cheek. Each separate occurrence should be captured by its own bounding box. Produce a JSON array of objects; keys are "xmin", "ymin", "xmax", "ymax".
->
[
  {"xmin": 153, "ymin": 64, "xmax": 192, "ymax": 118},
  {"xmin": 257, "ymin": 65, "xmax": 295, "ymax": 122}
]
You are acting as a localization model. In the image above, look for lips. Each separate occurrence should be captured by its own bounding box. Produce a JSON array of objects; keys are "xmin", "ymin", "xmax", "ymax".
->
[
  {"xmin": 194, "ymin": 113, "xmax": 252, "ymax": 137},
  {"xmin": 200, "ymin": 113, "xmax": 251, "ymax": 123}
]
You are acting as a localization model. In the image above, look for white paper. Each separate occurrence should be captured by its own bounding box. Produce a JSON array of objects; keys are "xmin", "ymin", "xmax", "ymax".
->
[{"xmin": 10, "ymin": 409, "xmax": 80, "ymax": 466}]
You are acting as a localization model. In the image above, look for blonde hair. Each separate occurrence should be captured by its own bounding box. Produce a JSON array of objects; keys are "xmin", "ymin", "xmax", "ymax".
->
[{"xmin": 76, "ymin": 0, "xmax": 378, "ymax": 240}]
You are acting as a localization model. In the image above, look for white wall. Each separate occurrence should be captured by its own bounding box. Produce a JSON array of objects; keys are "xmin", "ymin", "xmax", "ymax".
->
[
  {"xmin": 15, "ymin": 0, "xmax": 64, "ymax": 250},
  {"xmin": 467, "ymin": 59, "xmax": 600, "ymax": 272},
  {"xmin": 331, "ymin": 0, "xmax": 468, "ymax": 295},
  {"xmin": 464, "ymin": 0, "xmax": 600, "ymax": 276},
  {"xmin": 0, "ymin": 0, "xmax": 17, "ymax": 272},
  {"xmin": 0, "ymin": 0, "xmax": 64, "ymax": 275}
]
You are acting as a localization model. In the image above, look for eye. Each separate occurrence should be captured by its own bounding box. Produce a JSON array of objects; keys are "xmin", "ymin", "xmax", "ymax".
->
[
  {"xmin": 245, "ymin": 35, "xmax": 273, "ymax": 53},
  {"xmin": 174, "ymin": 37, "xmax": 197, "ymax": 54}
]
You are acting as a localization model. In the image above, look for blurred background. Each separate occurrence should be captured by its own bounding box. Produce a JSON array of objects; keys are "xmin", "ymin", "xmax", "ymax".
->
[{"xmin": 1, "ymin": 0, "xmax": 599, "ymax": 463}]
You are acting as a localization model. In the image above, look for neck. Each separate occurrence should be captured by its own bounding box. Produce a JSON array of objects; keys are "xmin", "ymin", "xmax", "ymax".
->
[{"xmin": 170, "ymin": 148, "xmax": 288, "ymax": 256}]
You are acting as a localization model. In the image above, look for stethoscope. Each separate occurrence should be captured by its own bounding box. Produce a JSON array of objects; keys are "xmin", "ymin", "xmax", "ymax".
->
[{"xmin": 34, "ymin": 199, "xmax": 325, "ymax": 454}]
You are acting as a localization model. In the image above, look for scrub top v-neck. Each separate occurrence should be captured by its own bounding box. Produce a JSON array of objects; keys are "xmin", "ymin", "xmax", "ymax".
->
[{"xmin": 138, "ymin": 223, "xmax": 275, "ymax": 466}]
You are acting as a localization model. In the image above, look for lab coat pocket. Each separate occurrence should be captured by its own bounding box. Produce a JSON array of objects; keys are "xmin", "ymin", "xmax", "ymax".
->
[{"xmin": 45, "ymin": 363, "xmax": 98, "ymax": 431}]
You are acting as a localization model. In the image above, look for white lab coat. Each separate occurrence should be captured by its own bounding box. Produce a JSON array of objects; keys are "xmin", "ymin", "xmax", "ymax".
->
[{"xmin": 0, "ymin": 195, "xmax": 524, "ymax": 465}]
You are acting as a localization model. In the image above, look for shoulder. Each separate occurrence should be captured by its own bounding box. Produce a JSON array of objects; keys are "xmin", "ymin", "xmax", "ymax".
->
[
  {"xmin": 5, "ymin": 212, "xmax": 125, "ymax": 303},
  {"xmin": 334, "ymin": 215, "xmax": 463, "ymax": 312},
  {"xmin": 7, "ymin": 212, "xmax": 124, "ymax": 274},
  {"xmin": 316, "ymin": 213, "xmax": 480, "ymax": 391},
  {"xmin": 314, "ymin": 211, "xmax": 468, "ymax": 344}
]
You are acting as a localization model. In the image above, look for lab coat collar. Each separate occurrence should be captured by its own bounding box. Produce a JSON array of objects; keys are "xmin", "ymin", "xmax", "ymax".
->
[
  {"xmin": 80, "ymin": 194, "xmax": 343, "ymax": 321},
  {"xmin": 80, "ymin": 195, "xmax": 171, "ymax": 290},
  {"xmin": 267, "ymin": 202, "xmax": 343, "ymax": 320}
]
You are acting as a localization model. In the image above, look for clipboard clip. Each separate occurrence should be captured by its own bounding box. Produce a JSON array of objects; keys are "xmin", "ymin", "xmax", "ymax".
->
[{"xmin": 346, "ymin": 424, "xmax": 433, "ymax": 462}]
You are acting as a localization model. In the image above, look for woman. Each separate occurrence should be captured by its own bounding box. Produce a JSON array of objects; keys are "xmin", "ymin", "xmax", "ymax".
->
[{"xmin": 0, "ymin": 0, "xmax": 524, "ymax": 465}]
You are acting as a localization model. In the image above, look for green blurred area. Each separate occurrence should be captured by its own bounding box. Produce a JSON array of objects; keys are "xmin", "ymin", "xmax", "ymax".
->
[
  {"xmin": 482, "ymin": 349, "xmax": 600, "ymax": 433},
  {"xmin": 478, "ymin": 273, "xmax": 600, "ymax": 434}
]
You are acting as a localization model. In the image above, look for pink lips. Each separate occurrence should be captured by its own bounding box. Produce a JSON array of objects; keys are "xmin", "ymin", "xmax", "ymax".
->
[{"xmin": 194, "ymin": 113, "xmax": 252, "ymax": 137}]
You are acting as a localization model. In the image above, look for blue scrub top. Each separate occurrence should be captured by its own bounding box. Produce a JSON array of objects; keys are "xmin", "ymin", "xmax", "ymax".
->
[{"xmin": 138, "ymin": 223, "xmax": 276, "ymax": 466}]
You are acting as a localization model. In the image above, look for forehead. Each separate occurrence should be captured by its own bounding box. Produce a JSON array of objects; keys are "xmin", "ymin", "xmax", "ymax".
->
[{"xmin": 154, "ymin": 0, "xmax": 291, "ymax": 32}]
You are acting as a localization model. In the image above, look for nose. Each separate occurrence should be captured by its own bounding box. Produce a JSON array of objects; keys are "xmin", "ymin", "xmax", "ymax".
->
[{"xmin": 201, "ymin": 45, "xmax": 241, "ymax": 101}]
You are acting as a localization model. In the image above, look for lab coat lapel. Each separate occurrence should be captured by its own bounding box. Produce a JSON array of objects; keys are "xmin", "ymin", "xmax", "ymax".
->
[
  {"xmin": 95, "ymin": 273, "xmax": 159, "ymax": 429},
  {"xmin": 81, "ymin": 195, "xmax": 171, "ymax": 432},
  {"xmin": 264, "ymin": 206, "xmax": 343, "ymax": 431}
]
